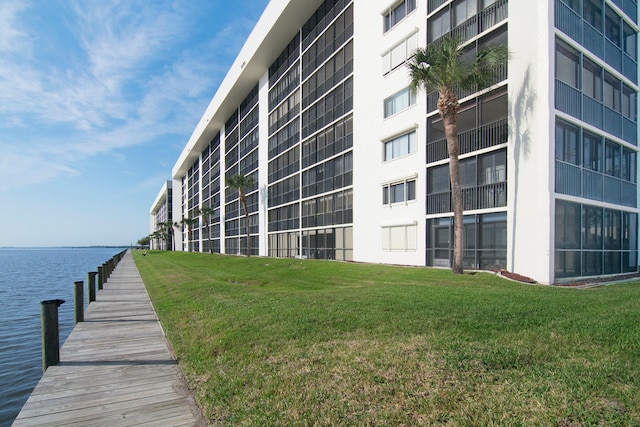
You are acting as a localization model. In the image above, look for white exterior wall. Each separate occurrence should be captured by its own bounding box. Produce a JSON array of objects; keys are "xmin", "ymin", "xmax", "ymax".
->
[
  {"xmin": 257, "ymin": 72, "xmax": 270, "ymax": 257},
  {"xmin": 171, "ymin": 177, "xmax": 183, "ymax": 252},
  {"xmin": 155, "ymin": 0, "xmax": 638, "ymax": 284},
  {"xmin": 352, "ymin": 0, "xmax": 427, "ymax": 266},
  {"xmin": 508, "ymin": 1, "xmax": 555, "ymax": 284}
]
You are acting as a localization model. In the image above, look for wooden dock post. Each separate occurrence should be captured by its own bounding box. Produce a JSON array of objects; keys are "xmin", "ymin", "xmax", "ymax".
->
[
  {"xmin": 41, "ymin": 299, "xmax": 65, "ymax": 373},
  {"xmin": 97, "ymin": 265, "xmax": 104, "ymax": 290},
  {"xmin": 74, "ymin": 281, "xmax": 84, "ymax": 324},
  {"xmin": 88, "ymin": 271, "xmax": 97, "ymax": 302}
]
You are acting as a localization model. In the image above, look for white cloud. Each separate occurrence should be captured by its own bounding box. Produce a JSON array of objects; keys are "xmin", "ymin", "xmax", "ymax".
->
[
  {"xmin": 0, "ymin": 142, "xmax": 78, "ymax": 191},
  {"xmin": 0, "ymin": 0, "xmax": 266, "ymax": 191},
  {"xmin": 0, "ymin": 0, "xmax": 31, "ymax": 54}
]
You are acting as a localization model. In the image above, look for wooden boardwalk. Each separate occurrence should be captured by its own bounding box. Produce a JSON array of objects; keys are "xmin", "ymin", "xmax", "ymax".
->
[{"xmin": 13, "ymin": 251, "xmax": 205, "ymax": 426}]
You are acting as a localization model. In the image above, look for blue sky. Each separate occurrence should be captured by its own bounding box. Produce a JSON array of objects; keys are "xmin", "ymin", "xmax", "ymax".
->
[{"xmin": 0, "ymin": 0, "xmax": 269, "ymax": 247}]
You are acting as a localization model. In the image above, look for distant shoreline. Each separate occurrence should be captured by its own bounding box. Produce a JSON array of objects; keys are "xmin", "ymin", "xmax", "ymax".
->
[{"xmin": 0, "ymin": 246, "xmax": 131, "ymax": 250}]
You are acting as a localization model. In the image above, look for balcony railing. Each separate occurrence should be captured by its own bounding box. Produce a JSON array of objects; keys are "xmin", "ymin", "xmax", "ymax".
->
[
  {"xmin": 582, "ymin": 22, "xmax": 604, "ymax": 59},
  {"xmin": 555, "ymin": 161, "xmax": 582, "ymax": 196},
  {"xmin": 622, "ymin": 181, "xmax": 637, "ymax": 207},
  {"xmin": 555, "ymin": 0, "xmax": 582, "ymax": 41},
  {"xmin": 555, "ymin": 80, "xmax": 582, "ymax": 118},
  {"xmin": 427, "ymin": 191, "xmax": 451, "ymax": 214},
  {"xmin": 623, "ymin": 54, "xmax": 638, "ymax": 82},
  {"xmin": 427, "ymin": 63, "xmax": 508, "ymax": 112},
  {"xmin": 611, "ymin": 0, "xmax": 638, "ymax": 23},
  {"xmin": 429, "ymin": 0, "xmax": 508, "ymax": 44},
  {"xmin": 555, "ymin": 0, "xmax": 638, "ymax": 84},
  {"xmin": 556, "ymin": 160, "xmax": 638, "ymax": 207},
  {"xmin": 583, "ymin": 95, "xmax": 603, "ymax": 128},
  {"xmin": 427, "ymin": 181, "xmax": 507, "ymax": 214},
  {"xmin": 428, "ymin": 0, "xmax": 448, "ymax": 14},
  {"xmin": 583, "ymin": 169, "xmax": 603, "ymax": 201},
  {"xmin": 605, "ymin": 38, "xmax": 623, "ymax": 73},
  {"xmin": 604, "ymin": 107, "xmax": 623, "ymax": 139},
  {"xmin": 604, "ymin": 176, "xmax": 622, "ymax": 204},
  {"xmin": 623, "ymin": 117, "xmax": 638, "ymax": 143},
  {"xmin": 480, "ymin": 0, "xmax": 508, "ymax": 31},
  {"xmin": 427, "ymin": 118, "xmax": 508, "ymax": 163}
]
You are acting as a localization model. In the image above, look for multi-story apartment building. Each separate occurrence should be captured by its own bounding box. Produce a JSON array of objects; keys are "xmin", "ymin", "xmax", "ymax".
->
[
  {"xmin": 151, "ymin": 0, "xmax": 638, "ymax": 284},
  {"xmin": 150, "ymin": 180, "xmax": 173, "ymax": 250}
]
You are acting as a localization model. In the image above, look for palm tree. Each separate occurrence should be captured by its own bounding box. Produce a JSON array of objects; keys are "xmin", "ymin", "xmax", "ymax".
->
[
  {"xmin": 227, "ymin": 174, "xmax": 255, "ymax": 257},
  {"xmin": 197, "ymin": 207, "xmax": 214, "ymax": 253},
  {"xmin": 408, "ymin": 36, "xmax": 508, "ymax": 274},
  {"xmin": 180, "ymin": 217, "xmax": 198, "ymax": 251},
  {"xmin": 155, "ymin": 222, "xmax": 171, "ymax": 251}
]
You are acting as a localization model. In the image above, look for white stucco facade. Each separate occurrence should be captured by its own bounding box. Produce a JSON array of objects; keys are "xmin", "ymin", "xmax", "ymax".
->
[{"xmin": 153, "ymin": 0, "xmax": 639, "ymax": 284}]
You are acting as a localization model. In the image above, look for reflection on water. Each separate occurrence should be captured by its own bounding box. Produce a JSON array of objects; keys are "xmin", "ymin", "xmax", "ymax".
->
[{"xmin": 0, "ymin": 247, "xmax": 126, "ymax": 427}]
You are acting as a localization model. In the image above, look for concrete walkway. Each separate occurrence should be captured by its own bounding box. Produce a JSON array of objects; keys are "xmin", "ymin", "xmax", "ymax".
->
[{"xmin": 13, "ymin": 251, "xmax": 205, "ymax": 426}]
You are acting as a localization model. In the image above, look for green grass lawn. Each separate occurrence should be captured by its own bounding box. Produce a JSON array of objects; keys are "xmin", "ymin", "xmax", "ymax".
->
[{"xmin": 133, "ymin": 250, "xmax": 640, "ymax": 426}]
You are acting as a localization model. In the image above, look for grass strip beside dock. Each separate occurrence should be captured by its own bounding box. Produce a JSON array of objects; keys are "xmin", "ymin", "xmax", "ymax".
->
[{"xmin": 133, "ymin": 251, "xmax": 640, "ymax": 426}]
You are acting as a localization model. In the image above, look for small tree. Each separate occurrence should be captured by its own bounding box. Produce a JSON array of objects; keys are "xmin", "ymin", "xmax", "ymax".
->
[
  {"xmin": 408, "ymin": 36, "xmax": 508, "ymax": 274},
  {"xmin": 158, "ymin": 220, "xmax": 176, "ymax": 251},
  {"xmin": 227, "ymin": 174, "xmax": 255, "ymax": 257},
  {"xmin": 198, "ymin": 207, "xmax": 215, "ymax": 253},
  {"xmin": 180, "ymin": 217, "xmax": 198, "ymax": 251},
  {"xmin": 137, "ymin": 235, "xmax": 151, "ymax": 247}
]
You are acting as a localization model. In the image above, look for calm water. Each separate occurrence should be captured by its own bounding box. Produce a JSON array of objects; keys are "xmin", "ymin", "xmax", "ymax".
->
[{"xmin": 0, "ymin": 247, "xmax": 127, "ymax": 426}]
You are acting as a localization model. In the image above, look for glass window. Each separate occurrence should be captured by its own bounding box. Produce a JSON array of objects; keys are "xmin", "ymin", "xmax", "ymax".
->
[
  {"xmin": 605, "ymin": 140, "xmax": 621, "ymax": 177},
  {"xmin": 604, "ymin": 72, "xmax": 621, "ymax": 111},
  {"xmin": 622, "ymin": 148, "xmax": 637, "ymax": 182},
  {"xmin": 622, "ymin": 85, "xmax": 637, "ymax": 120},
  {"xmin": 383, "ymin": 32, "xmax": 419, "ymax": 75},
  {"xmin": 604, "ymin": 209, "xmax": 622, "ymax": 249},
  {"xmin": 383, "ymin": 179, "xmax": 417, "ymax": 204},
  {"xmin": 429, "ymin": 9, "xmax": 451, "ymax": 42},
  {"xmin": 407, "ymin": 179, "xmax": 416, "ymax": 200},
  {"xmin": 583, "ymin": 205, "xmax": 603, "ymax": 249},
  {"xmin": 556, "ymin": 200, "xmax": 581, "ymax": 249},
  {"xmin": 428, "ymin": 164, "xmax": 450, "ymax": 194},
  {"xmin": 384, "ymin": 87, "xmax": 416, "ymax": 117},
  {"xmin": 556, "ymin": 41, "xmax": 580, "ymax": 88},
  {"xmin": 582, "ymin": 251, "xmax": 603, "ymax": 275},
  {"xmin": 384, "ymin": 130, "xmax": 417, "ymax": 161},
  {"xmin": 564, "ymin": 0, "xmax": 580, "ymax": 13},
  {"xmin": 391, "ymin": 183, "xmax": 404, "ymax": 203},
  {"xmin": 480, "ymin": 91, "xmax": 508, "ymax": 125},
  {"xmin": 384, "ymin": 0, "xmax": 417, "ymax": 32},
  {"xmin": 584, "ymin": 0, "xmax": 603, "ymax": 32},
  {"xmin": 453, "ymin": 0, "xmax": 477, "ymax": 27},
  {"xmin": 459, "ymin": 157, "xmax": 477, "ymax": 188},
  {"xmin": 582, "ymin": 58, "xmax": 602, "ymax": 101},
  {"xmin": 605, "ymin": 6, "xmax": 621, "ymax": 47},
  {"xmin": 479, "ymin": 149, "xmax": 507, "ymax": 184},
  {"xmin": 624, "ymin": 22, "xmax": 637, "ymax": 60},
  {"xmin": 556, "ymin": 250, "xmax": 582, "ymax": 278},
  {"xmin": 457, "ymin": 103, "xmax": 477, "ymax": 133},
  {"xmin": 479, "ymin": 213, "xmax": 507, "ymax": 249},
  {"xmin": 556, "ymin": 120, "xmax": 581, "ymax": 165},
  {"xmin": 583, "ymin": 131, "xmax": 603, "ymax": 171},
  {"xmin": 623, "ymin": 212, "xmax": 638, "ymax": 250},
  {"xmin": 427, "ymin": 116, "xmax": 446, "ymax": 143}
]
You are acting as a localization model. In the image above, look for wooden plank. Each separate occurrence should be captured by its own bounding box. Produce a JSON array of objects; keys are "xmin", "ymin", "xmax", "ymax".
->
[{"xmin": 12, "ymin": 252, "xmax": 205, "ymax": 427}]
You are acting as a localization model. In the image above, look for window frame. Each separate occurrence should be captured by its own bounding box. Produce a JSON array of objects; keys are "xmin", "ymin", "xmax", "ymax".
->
[
  {"xmin": 383, "ymin": 129, "xmax": 418, "ymax": 161},
  {"xmin": 383, "ymin": 0, "xmax": 417, "ymax": 33},
  {"xmin": 382, "ymin": 177, "xmax": 417, "ymax": 206},
  {"xmin": 383, "ymin": 87, "xmax": 417, "ymax": 118}
]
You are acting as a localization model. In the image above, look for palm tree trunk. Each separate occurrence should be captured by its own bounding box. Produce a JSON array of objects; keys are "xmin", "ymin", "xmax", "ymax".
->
[
  {"xmin": 239, "ymin": 192, "xmax": 251, "ymax": 257},
  {"xmin": 439, "ymin": 88, "xmax": 464, "ymax": 275}
]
